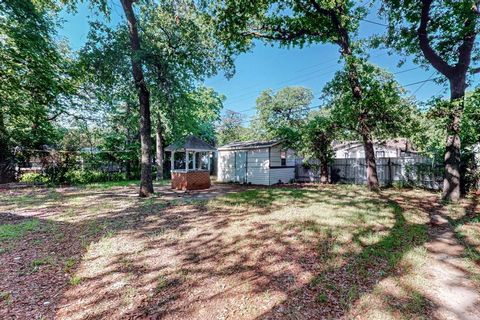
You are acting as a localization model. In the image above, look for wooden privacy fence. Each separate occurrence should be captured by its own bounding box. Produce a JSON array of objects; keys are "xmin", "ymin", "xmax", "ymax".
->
[{"xmin": 295, "ymin": 157, "xmax": 444, "ymax": 190}]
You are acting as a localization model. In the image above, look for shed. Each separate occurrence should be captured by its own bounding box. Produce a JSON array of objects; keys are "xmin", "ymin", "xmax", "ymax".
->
[
  {"xmin": 165, "ymin": 135, "xmax": 216, "ymax": 190},
  {"xmin": 217, "ymin": 140, "xmax": 297, "ymax": 185}
]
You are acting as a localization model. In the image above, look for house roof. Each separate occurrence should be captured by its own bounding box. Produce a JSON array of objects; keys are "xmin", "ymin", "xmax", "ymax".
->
[
  {"xmin": 332, "ymin": 138, "xmax": 417, "ymax": 153},
  {"xmin": 165, "ymin": 135, "xmax": 216, "ymax": 152},
  {"xmin": 217, "ymin": 140, "xmax": 283, "ymax": 151}
]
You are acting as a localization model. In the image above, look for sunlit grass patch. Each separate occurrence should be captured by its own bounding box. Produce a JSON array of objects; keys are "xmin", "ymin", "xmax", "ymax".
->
[
  {"xmin": 0, "ymin": 189, "xmax": 61, "ymax": 210},
  {"xmin": 2, "ymin": 184, "xmax": 473, "ymax": 319},
  {"xmin": 83, "ymin": 179, "xmax": 170, "ymax": 189},
  {"xmin": 69, "ymin": 275, "xmax": 82, "ymax": 286},
  {"xmin": 0, "ymin": 219, "xmax": 40, "ymax": 242}
]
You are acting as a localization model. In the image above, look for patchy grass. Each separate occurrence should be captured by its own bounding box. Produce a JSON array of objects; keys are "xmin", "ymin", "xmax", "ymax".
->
[
  {"xmin": 0, "ymin": 291, "xmax": 12, "ymax": 305},
  {"xmin": 0, "ymin": 183, "xmax": 478, "ymax": 320},
  {"xmin": 69, "ymin": 276, "xmax": 82, "ymax": 286},
  {"xmin": 30, "ymin": 256, "xmax": 55, "ymax": 272},
  {"xmin": 0, "ymin": 219, "xmax": 40, "ymax": 242},
  {"xmin": 84, "ymin": 179, "xmax": 171, "ymax": 189}
]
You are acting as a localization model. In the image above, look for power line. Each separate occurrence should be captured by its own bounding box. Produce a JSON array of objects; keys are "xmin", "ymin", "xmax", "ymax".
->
[
  {"xmin": 359, "ymin": 18, "xmax": 388, "ymax": 27},
  {"xmin": 226, "ymin": 52, "xmax": 389, "ymax": 106},
  {"xmin": 411, "ymin": 71, "xmax": 436, "ymax": 96},
  {"xmin": 232, "ymin": 65, "xmax": 425, "ymax": 114},
  {"xmin": 230, "ymin": 75, "xmax": 442, "ymax": 124},
  {"xmin": 403, "ymin": 77, "xmax": 441, "ymax": 87}
]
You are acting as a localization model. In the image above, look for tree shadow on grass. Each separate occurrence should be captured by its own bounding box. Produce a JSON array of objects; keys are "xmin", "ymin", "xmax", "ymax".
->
[{"xmin": 1, "ymin": 185, "xmax": 479, "ymax": 319}]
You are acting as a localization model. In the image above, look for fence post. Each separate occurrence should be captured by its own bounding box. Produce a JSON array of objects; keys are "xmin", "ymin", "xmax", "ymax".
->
[{"xmin": 388, "ymin": 158, "xmax": 392, "ymax": 186}]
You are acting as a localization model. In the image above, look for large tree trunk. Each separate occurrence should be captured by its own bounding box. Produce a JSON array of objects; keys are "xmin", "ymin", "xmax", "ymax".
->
[
  {"xmin": 362, "ymin": 131, "xmax": 379, "ymax": 190},
  {"xmin": 319, "ymin": 160, "xmax": 329, "ymax": 184},
  {"xmin": 155, "ymin": 119, "xmax": 164, "ymax": 181},
  {"xmin": 442, "ymin": 78, "xmax": 465, "ymax": 201},
  {"xmin": 416, "ymin": 0, "xmax": 476, "ymax": 201},
  {"xmin": 120, "ymin": 0, "xmax": 153, "ymax": 197}
]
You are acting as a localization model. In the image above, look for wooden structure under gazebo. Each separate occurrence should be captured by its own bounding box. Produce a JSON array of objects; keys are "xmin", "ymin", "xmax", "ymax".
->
[{"xmin": 165, "ymin": 135, "xmax": 216, "ymax": 190}]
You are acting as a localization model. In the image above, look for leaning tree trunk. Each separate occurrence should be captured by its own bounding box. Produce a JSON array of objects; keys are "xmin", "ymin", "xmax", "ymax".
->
[
  {"xmin": 155, "ymin": 119, "xmax": 164, "ymax": 181},
  {"xmin": 120, "ymin": 0, "xmax": 154, "ymax": 197}
]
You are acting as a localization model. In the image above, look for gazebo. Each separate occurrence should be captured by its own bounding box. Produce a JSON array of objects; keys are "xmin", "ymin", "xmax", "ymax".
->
[{"xmin": 165, "ymin": 135, "xmax": 216, "ymax": 190}]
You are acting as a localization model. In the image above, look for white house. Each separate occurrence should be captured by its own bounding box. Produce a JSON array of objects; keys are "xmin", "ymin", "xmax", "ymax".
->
[
  {"xmin": 217, "ymin": 140, "xmax": 296, "ymax": 185},
  {"xmin": 332, "ymin": 138, "xmax": 418, "ymax": 159}
]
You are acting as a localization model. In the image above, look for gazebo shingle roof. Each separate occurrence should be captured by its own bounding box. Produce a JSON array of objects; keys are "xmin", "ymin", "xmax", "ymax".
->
[{"xmin": 165, "ymin": 135, "xmax": 216, "ymax": 152}]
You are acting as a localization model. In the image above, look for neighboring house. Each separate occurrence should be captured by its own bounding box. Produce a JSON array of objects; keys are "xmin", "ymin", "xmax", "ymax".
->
[
  {"xmin": 332, "ymin": 138, "xmax": 418, "ymax": 159},
  {"xmin": 217, "ymin": 140, "xmax": 296, "ymax": 185}
]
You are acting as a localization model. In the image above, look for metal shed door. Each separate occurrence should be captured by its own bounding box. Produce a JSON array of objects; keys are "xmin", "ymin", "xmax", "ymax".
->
[{"xmin": 235, "ymin": 151, "xmax": 247, "ymax": 183}]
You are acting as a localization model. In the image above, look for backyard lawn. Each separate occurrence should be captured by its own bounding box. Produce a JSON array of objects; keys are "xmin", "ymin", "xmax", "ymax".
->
[{"xmin": 1, "ymin": 183, "xmax": 479, "ymax": 319}]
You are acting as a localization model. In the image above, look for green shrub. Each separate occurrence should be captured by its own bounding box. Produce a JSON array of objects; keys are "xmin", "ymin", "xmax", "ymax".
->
[
  {"xmin": 63, "ymin": 170, "xmax": 126, "ymax": 185},
  {"xmin": 19, "ymin": 173, "xmax": 49, "ymax": 184},
  {"xmin": 20, "ymin": 170, "xmax": 129, "ymax": 185}
]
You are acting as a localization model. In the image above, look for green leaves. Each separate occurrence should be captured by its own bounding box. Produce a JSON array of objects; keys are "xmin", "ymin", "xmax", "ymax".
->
[
  {"xmin": 206, "ymin": 0, "xmax": 366, "ymax": 52},
  {"xmin": 255, "ymin": 86, "xmax": 313, "ymax": 141},
  {"xmin": 379, "ymin": 0, "xmax": 479, "ymax": 78},
  {"xmin": 324, "ymin": 60, "xmax": 413, "ymax": 140},
  {"xmin": 0, "ymin": 0, "xmax": 75, "ymax": 154},
  {"xmin": 216, "ymin": 110, "xmax": 250, "ymax": 146}
]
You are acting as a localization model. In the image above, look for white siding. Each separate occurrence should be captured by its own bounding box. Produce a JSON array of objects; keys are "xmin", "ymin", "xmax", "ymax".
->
[
  {"xmin": 246, "ymin": 148, "xmax": 270, "ymax": 185},
  {"xmin": 334, "ymin": 145, "xmax": 399, "ymax": 159},
  {"xmin": 218, "ymin": 145, "xmax": 298, "ymax": 186},
  {"xmin": 270, "ymin": 146, "xmax": 296, "ymax": 166},
  {"xmin": 217, "ymin": 150, "xmax": 235, "ymax": 182},
  {"xmin": 269, "ymin": 167, "xmax": 295, "ymax": 185}
]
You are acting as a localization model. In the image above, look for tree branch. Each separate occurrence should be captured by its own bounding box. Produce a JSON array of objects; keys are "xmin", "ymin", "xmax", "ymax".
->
[
  {"xmin": 454, "ymin": 16, "xmax": 477, "ymax": 74},
  {"xmin": 243, "ymin": 26, "xmax": 311, "ymax": 41},
  {"xmin": 417, "ymin": 0, "xmax": 454, "ymax": 77},
  {"xmin": 473, "ymin": 2, "xmax": 480, "ymax": 15}
]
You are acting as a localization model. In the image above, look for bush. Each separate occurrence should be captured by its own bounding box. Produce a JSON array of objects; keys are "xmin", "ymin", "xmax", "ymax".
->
[
  {"xmin": 19, "ymin": 173, "xmax": 50, "ymax": 184},
  {"xmin": 20, "ymin": 170, "xmax": 129, "ymax": 185},
  {"xmin": 63, "ymin": 170, "xmax": 126, "ymax": 185}
]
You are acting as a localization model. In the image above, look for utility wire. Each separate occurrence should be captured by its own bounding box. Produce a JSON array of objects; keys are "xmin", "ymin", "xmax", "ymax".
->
[
  {"xmin": 359, "ymin": 18, "xmax": 388, "ymax": 27},
  {"xmin": 227, "ymin": 52, "xmax": 389, "ymax": 106},
  {"xmin": 232, "ymin": 66, "xmax": 426, "ymax": 114},
  {"xmin": 411, "ymin": 71, "xmax": 437, "ymax": 96},
  {"xmin": 231, "ymin": 75, "xmax": 442, "ymax": 124}
]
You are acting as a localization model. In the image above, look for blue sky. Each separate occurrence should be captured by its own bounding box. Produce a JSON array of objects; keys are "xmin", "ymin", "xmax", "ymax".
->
[{"xmin": 57, "ymin": 2, "xmax": 477, "ymax": 125}]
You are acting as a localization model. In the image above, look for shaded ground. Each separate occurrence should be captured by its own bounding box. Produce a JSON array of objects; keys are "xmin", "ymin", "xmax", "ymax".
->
[{"xmin": 0, "ymin": 182, "xmax": 479, "ymax": 319}]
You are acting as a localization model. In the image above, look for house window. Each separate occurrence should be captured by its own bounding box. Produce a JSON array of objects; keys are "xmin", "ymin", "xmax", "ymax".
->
[
  {"xmin": 280, "ymin": 150, "xmax": 287, "ymax": 166},
  {"xmin": 376, "ymin": 151, "xmax": 385, "ymax": 158}
]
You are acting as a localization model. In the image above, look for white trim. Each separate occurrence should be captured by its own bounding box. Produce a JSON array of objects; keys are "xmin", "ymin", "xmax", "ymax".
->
[{"xmin": 218, "ymin": 141, "xmax": 282, "ymax": 151}]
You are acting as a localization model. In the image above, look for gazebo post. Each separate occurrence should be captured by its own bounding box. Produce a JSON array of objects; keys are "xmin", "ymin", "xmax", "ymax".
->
[
  {"xmin": 185, "ymin": 150, "xmax": 189, "ymax": 173},
  {"xmin": 171, "ymin": 151, "xmax": 175, "ymax": 171},
  {"xmin": 193, "ymin": 152, "xmax": 196, "ymax": 170},
  {"xmin": 208, "ymin": 152, "xmax": 211, "ymax": 171}
]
